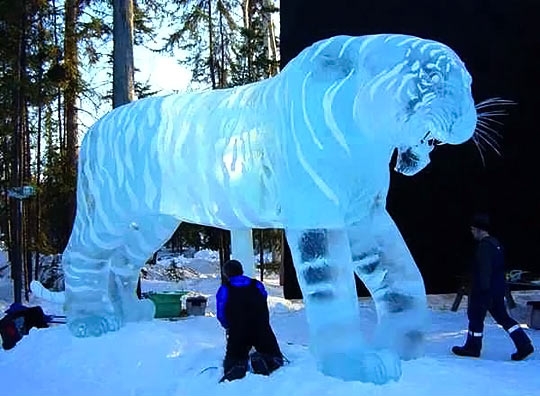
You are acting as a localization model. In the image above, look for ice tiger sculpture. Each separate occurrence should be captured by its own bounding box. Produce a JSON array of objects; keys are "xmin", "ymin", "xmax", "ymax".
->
[{"xmin": 57, "ymin": 34, "xmax": 477, "ymax": 384}]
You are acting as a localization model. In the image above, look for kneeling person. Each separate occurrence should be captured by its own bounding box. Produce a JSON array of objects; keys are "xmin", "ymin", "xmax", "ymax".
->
[{"xmin": 217, "ymin": 259, "xmax": 284, "ymax": 382}]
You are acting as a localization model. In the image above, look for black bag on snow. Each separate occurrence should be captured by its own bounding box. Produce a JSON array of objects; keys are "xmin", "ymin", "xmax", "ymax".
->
[{"xmin": 0, "ymin": 303, "xmax": 50, "ymax": 350}]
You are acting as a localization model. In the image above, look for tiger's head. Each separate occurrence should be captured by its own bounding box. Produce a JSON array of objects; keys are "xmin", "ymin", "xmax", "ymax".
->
[
  {"xmin": 287, "ymin": 34, "xmax": 477, "ymax": 176},
  {"xmin": 359, "ymin": 35, "xmax": 477, "ymax": 175}
]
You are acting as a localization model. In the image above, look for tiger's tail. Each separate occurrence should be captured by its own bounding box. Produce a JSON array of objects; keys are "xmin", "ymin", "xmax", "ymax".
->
[{"xmin": 30, "ymin": 280, "xmax": 66, "ymax": 304}]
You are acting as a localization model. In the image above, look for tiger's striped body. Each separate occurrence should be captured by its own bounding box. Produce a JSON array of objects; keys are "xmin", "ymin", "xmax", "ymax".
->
[{"xmin": 62, "ymin": 34, "xmax": 476, "ymax": 384}]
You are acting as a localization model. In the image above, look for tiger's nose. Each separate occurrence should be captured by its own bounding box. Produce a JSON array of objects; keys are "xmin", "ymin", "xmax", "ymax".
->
[{"xmin": 446, "ymin": 105, "xmax": 477, "ymax": 145}]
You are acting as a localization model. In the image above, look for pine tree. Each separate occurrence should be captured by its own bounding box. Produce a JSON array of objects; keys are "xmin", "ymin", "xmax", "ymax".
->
[
  {"xmin": 112, "ymin": 0, "xmax": 135, "ymax": 108},
  {"xmin": 162, "ymin": 0, "xmax": 240, "ymax": 88},
  {"xmin": 0, "ymin": 0, "xmax": 63, "ymax": 301},
  {"xmin": 233, "ymin": 0, "xmax": 279, "ymax": 85}
]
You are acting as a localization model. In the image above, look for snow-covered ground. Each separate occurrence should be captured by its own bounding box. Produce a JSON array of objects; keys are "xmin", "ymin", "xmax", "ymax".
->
[{"xmin": 0, "ymin": 250, "xmax": 538, "ymax": 396}]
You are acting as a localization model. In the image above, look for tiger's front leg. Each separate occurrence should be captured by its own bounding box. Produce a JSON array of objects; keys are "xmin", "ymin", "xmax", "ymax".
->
[
  {"xmin": 285, "ymin": 228, "xmax": 401, "ymax": 385},
  {"xmin": 349, "ymin": 210, "xmax": 428, "ymax": 360}
]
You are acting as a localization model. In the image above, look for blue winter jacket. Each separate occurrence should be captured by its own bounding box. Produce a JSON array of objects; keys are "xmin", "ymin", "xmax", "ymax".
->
[
  {"xmin": 216, "ymin": 275, "xmax": 268, "ymax": 329},
  {"xmin": 471, "ymin": 235, "xmax": 507, "ymax": 300}
]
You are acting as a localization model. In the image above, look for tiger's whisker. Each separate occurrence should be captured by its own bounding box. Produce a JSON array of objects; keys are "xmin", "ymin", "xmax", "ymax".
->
[
  {"xmin": 478, "ymin": 110, "xmax": 510, "ymax": 117},
  {"xmin": 472, "ymin": 97, "xmax": 514, "ymax": 163},
  {"xmin": 475, "ymin": 98, "xmax": 516, "ymax": 110},
  {"xmin": 472, "ymin": 136, "xmax": 486, "ymax": 166},
  {"xmin": 475, "ymin": 138, "xmax": 500, "ymax": 157},
  {"xmin": 476, "ymin": 129, "xmax": 502, "ymax": 156},
  {"xmin": 477, "ymin": 116, "xmax": 504, "ymax": 127},
  {"xmin": 476, "ymin": 120, "xmax": 503, "ymax": 138},
  {"xmin": 476, "ymin": 131, "xmax": 501, "ymax": 153}
]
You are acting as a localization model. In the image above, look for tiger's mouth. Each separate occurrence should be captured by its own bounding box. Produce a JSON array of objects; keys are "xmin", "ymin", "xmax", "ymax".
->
[
  {"xmin": 419, "ymin": 131, "xmax": 443, "ymax": 147},
  {"xmin": 394, "ymin": 131, "xmax": 438, "ymax": 176}
]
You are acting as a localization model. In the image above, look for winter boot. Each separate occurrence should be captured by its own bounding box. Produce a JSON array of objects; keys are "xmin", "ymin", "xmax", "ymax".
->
[
  {"xmin": 250, "ymin": 351, "xmax": 284, "ymax": 375},
  {"xmin": 507, "ymin": 325, "xmax": 534, "ymax": 361},
  {"xmin": 452, "ymin": 331, "xmax": 482, "ymax": 358},
  {"xmin": 220, "ymin": 358, "xmax": 248, "ymax": 382}
]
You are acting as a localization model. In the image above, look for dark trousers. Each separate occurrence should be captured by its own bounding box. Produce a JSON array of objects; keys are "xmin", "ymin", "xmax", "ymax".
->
[
  {"xmin": 467, "ymin": 294, "xmax": 518, "ymax": 333},
  {"xmin": 223, "ymin": 324, "xmax": 282, "ymax": 371}
]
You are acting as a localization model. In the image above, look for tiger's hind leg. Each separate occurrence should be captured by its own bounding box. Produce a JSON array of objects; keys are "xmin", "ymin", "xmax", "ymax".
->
[
  {"xmin": 63, "ymin": 213, "xmax": 181, "ymax": 337},
  {"xmin": 348, "ymin": 210, "xmax": 428, "ymax": 360},
  {"xmin": 110, "ymin": 214, "xmax": 182, "ymax": 323},
  {"xmin": 62, "ymin": 239, "xmax": 121, "ymax": 337},
  {"xmin": 285, "ymin": 228, "xmax": 401, "ymax": 385}
]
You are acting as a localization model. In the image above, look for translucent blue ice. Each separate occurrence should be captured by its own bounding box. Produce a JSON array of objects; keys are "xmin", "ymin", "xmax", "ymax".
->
[{"xmin": 61, "ymin": 34, "xmax": 477, "ymax": 384}]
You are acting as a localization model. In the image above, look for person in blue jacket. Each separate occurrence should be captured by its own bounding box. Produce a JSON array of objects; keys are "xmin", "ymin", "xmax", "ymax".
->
[
  {"xmin": 216, "ymin": 259, "xmax": 283, "ymax": 382},
  {"xmin": 452, "ymin": 213, "xmax": 534, "ymax": 360}
]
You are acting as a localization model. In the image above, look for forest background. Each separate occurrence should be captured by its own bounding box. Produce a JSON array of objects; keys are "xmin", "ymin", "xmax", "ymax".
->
[{"xmin": 0, "ymin": 0, "xmax": 282, "ymax": 303}]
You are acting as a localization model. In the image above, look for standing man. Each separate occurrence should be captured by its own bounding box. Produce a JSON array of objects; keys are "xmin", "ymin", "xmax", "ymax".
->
[
  {"xmin": 452, "ymin": 213, "xmax": 534, "ymax": 360},
  {"xmin": 217, "ymin": 259, "xmax": 284, "ymax": 382}
]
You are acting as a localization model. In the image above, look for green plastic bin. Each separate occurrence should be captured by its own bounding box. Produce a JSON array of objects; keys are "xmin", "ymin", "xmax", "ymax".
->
[{"xmin": 146, "ymin": 291, "xmax": 189, "ymax": 318}]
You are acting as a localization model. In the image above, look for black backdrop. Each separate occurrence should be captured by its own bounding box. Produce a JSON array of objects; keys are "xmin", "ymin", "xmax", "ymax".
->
[{"xmin": 280, "ymin": 0, "xmax": 540, "ymax": 297}]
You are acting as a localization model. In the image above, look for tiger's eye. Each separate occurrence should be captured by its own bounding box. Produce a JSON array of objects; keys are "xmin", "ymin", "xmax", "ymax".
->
[{"xmin": 430, "ymin": 73, "xmax": 441, "ymax": 84}]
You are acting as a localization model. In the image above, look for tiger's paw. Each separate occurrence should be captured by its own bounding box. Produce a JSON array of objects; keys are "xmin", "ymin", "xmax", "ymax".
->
[
  {"xmin": 122, "ymin": 298, "xmax": 156, "ymax": 322},
  {"xmin": 374, "ymin": 325, "xmax": 426, "ymax": 360},
  {"xmin": 67, "ymin": 314, "xmax": 122, "ymax": 338},
  {"xmin": 319, "ymin": 348, "xmax": 401, "ymax": 384},
  {"xmin": 396, "ymin": 329, "xmax": 425, "ymax": 360}
]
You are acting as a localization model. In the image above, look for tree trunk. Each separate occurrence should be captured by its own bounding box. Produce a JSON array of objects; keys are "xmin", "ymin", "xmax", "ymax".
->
[
  {"xmin": 242, "ymin": 0, "xmax": 254, "ymax": 81},
  {"xmin": 259, "ymin": 229, "xmax": 264, "ymax": 282},
  {"xmin": 218, "ymin": 11, "xmax": 226, "ymax": 87},
  {"xmin": 23, "ymin": 112, "xmax": 32, "ymax": 299},
  {"xmin": 30, "ymin": 7, "xmax": 46, "ymax": 287},
  {"xmin": 34, "ymin": 101, "xmax": 42, "ymax": 280},
  {"xmin": 64, "ymin": 0, "xmax": 78, "ymax": 165},
  {"xmin": 207, "ymin": 0, "xmax": 217, "ymax": 89},
  {"xmin": 262, "ymin": 0, "xmax": 278, "ymax": 76},
  {"xmin": 53, "ymin": 0, "xmax": 63, "ymax": 157},
  {"xmin": 113, "ymin": 0, "xmax": 135, "ymax": 108},
  {"xmin": 63, "ymin": 0, "xmax": 79, "ymax": 248},
  {"xmin": 9, "ymin": 0, "xmax": 28, "ymax": 304}
]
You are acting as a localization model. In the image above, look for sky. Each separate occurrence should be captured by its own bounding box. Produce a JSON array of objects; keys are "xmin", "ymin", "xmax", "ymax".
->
[
  {"xmin": 79, "ymin": 45, "xmax": 193, "ymax": 131},
  {"xmin": 80, "ymin": 1, "xmax": 281, "ymax": 130},
  {"xmin": 0, "ymin": 250, "xmax": 539, "ymax": 396},
  {"xmin": 134, "ymin": 46, "xmax": 193, "ymax": 95}
]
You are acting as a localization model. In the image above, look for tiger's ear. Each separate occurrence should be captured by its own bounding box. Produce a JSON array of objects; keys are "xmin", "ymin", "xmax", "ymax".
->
[
  {"xmin": 302, "ymin": 39, "xmax": 358, "ymax": 83},
  {"xmin": 313, "ymin": 54, "xmax": 355, "ymax": 81},
  {"xmin": 311, "ymin": 52, "xmax": 355, "ymax": 81}
]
